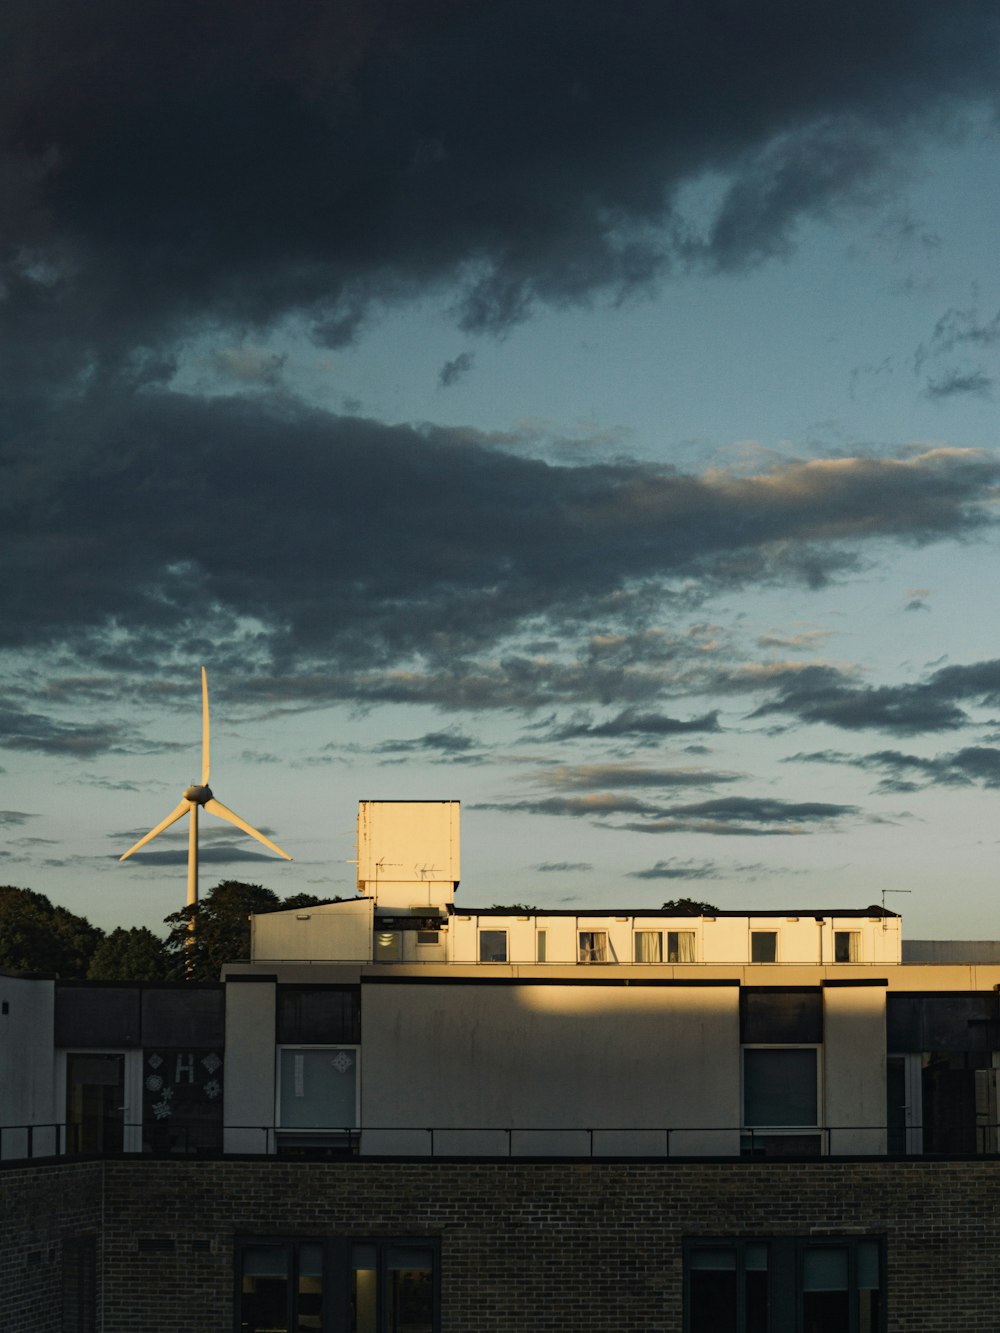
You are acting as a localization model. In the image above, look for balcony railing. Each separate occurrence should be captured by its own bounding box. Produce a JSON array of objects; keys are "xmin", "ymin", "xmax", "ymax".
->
[{"xmin": 2, "ymin": 1121, "xmax": 999, "ymax": 1163}]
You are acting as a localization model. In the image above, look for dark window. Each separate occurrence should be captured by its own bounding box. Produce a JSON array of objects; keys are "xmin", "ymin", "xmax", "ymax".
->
[
  {"xmin": 886, "ymin": 993, "xmax": 998, "ymax": 1052},
  {"xmin": 741, "ymin": 989, "xmax": 823, "ymax": 1044},
  {"xmin": 65, "ymin": 1053, "xmax": 124, "ymax": 1154},
  {"xmin": 834, "ymin": 931, "xmax": 859, "ymax": 964},
  {"xmin": 55, "ymin": 987, "xmax": 140, "ymax": 1047},
  {"xmin": 277, "ymin": 987, "xmax": 361, "ymax": 1045},
  {"xmin": 750, "ymin": 932, "xmax": 777, "ymax": 963},
  {"xmin": 685, "ymin": 1237, "xmax": 884, "ymax": 1333},
  {"xmin": 236, "ymin": 1238, "xmax": 438, "ymax": 1333},
  {"xmin": 142, "ymin": 987, "xmax": 224, "ymax": 1047},
  {"xmin": 744, "ymin": 1048, "xmax": 818, "ymax": 1127},
  {"xmin": 479, "ymin": 930, "xmax": 507, "ymax": 963}
]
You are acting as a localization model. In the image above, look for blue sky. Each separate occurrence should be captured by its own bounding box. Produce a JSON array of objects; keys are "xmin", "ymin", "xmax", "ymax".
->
[{"xmin": 4, "ymin": 3, "xmax": 1000, "ymax": 939}]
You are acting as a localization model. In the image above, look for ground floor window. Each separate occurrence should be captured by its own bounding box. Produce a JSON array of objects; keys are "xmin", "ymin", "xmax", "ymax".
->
[
  {"xmin": 685, "ymin": 1236, "xmax": 884, "ymax": 1333},
  {"xmin": 237, "ymin": 1237, "xmax": 438, "ymax": 1333}
]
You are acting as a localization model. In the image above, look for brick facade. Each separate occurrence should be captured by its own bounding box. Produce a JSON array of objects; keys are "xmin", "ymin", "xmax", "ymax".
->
[{"xmin": 4, "ymin": 1156, "xmax": 1000, "ymax": 1331}]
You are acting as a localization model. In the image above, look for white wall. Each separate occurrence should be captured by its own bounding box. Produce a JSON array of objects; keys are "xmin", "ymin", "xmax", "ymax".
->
[
  {"xmin": 252, "ymin": 899, "xmax": 374, "ymax": 962},
  {"xmin": 0, "ymin": 975, "xmax": 57, "ymax": 1158},
  {"xmin": 360, "ymin": 980, "xmax": 740, "ymax": 1156},
  {"xmin": 223, "ymin": 979, "xmax": 276, "ymax": 1153},
  {"xmin": 823, "ymin": 985, "xmax": 887, "ymax": 1154}
]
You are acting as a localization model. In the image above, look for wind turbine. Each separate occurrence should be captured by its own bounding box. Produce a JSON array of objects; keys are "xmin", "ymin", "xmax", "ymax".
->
[{"xmin": 119, "ymin": 668, "xmax": 292, "ymax": 929}]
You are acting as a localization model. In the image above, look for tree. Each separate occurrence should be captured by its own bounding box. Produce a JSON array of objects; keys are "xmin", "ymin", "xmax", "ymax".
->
[
  {"xmin": 660, "ymin": 898, "xmax": 719, "ymax": 915},
  {"xmin": 164, "ymin": 880, "xmax": 282, "ymax": 980},
  {"xmin": 87, "ymin": 926, "xmax": 174, "ymax": 981},
  {"xmin": 0, "ymin": 885, "xmax": 104, "ymax": 977}
]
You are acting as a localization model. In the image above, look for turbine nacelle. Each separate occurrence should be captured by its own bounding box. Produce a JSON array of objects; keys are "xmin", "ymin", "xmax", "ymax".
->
[{"xmin": 184, "ymin": 784, "xmax": 213, "ymax": 805}]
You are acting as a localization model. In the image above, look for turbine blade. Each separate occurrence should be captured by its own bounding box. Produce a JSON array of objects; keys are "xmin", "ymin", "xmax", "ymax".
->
[
  {"xmin": 119, "ymin": 801, "xmax": 191, "ymax": 861},
  {"xmin": 204, "ymin": 798, "xmax": 293, "ymax": 860},
  {"xmin": 201, "ymin": 666, "xmax": 210, "ymax": 786}
]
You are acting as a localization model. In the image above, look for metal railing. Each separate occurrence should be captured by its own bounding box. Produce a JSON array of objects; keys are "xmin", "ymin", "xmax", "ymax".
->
[{"xmin": 3, "ymin": 1120, "xmax": 1000, "ymax": 1163}]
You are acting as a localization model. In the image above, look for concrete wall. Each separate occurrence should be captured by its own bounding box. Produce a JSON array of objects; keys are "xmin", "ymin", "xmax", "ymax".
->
[
  {"xmin": 357, "ymin": 799, "xmax": 460, "ymax": 908},
  {"xmin": 360, "ymin": 980, "xmax": 740, "ymax": 1155},
  {"xmin": 252, "ymin": 898, "xmax": 374, "ymax": 962},
  {"xmin": 0, "ymin": 976, "xmax": 57, "ymax": 1158},
  {"xmin": 823, "ymin": 984, "xmax": 887, "ymax": 1154},
  {"xmin": 223, "ymin": 979, "xmax": 275, "ymax": 1153}
]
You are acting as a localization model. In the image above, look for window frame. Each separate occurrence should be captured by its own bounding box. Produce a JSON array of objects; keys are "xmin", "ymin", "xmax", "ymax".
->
[
  {"xmin": 683, "ymin": 1235, "xmax": 886, "ymax": 1333},
  {"xmin": 234, "ymin": 1235, "xmax": 441, "ymax": 1333},
  {"xmin": 667, "ymin": 929, "xmax": 696, "ymax": 963},
  {"xmin": 634, "ymin": 930, "xmax": 663, "ymax": 963},
  {"xmin": 834, "ymin": 929, "xmax": 860, "ymax": 963},
  {"xmin": 478, "ymin": 929, "xmax": 508, "ymax": 963},
  {"xmin": 750, "ymin": 930, "xmax": 778, "ymax": 963},
  {"xmin": 741, "ymin": 1044, "xmax": 821, "ymax": 1135},
  {"xmin": 275, "ymin": 1044, "xmax": 361, "ymax": 1136},
  {"xmin": 578, "ymin": 930, "xmax": 610, "ymax": 963}
]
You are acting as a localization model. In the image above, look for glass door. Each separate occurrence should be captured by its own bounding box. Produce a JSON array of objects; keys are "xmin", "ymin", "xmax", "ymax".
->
[{"xmin": 66, "ymin": 1053, "xmax": 125, "ymax": 1153}]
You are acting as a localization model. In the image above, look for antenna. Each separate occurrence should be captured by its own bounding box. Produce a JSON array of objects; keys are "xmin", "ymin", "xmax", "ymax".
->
[
  {"xmin": 881, "ymin": 888, "xmax": 911, "ymax": 930},
  {"xmin": 118, "ymin": 667, "xmax": 292, "ymax": 942}
]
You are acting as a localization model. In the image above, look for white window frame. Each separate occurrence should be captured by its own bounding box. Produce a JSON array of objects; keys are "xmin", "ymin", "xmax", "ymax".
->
[
  {"xmin": 478, "ymin": 928, "xmax": 508, "ymax": 963},
  {"xmin": 275, "ymin": 1044, "xmax": 361, "ymax": 1133},
  {"xmin": 834, "ymin": 929, "xmax": 860, "ymax": 963},
  {"xmin": 57, "ymin": 1048, "xmax": 144, "ymax": 1154},
  {"xmin": 667, "ymin": 929, "xmax": 697, "ymax": 963},
  {"xmin": 750, "ymin": 930, "xmax": 779, "ymax": 964},
  {"xmin": 634, "ymin": 930, "xmax": 663, "ymax": 963},
  {"xmin": 578, "ymin": 930, "xmax": 610, "ymax": 963}
]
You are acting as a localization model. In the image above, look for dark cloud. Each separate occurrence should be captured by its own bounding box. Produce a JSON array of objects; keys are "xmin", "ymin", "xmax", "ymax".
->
[
  {"xmin": 0, "ymin": 811, "xmax": 36, "ymax": 827},
  {"xmin": 438, "ymin": 353, "xmax": 475, "ymax": 388},
  {"xmin": 628, "ymin": 858, "xmax": 721, "ymax": 880},
  {"xmin": 3, "ymin": 2, "xmax": 998, "ymax": 395},
  {"xmin": 0, "ymin": 707, "xmax": 135, "ymax": 758},
  {"xmin": 550, "ymin": 707, "xmax": 721, "ymax": 741},
  {"xmin": 787, "ymin": 744, "xmax": 1000, "ymax": 792},
  {"xmin": 4, "ymin": 387, "xmax": 998, "ymax": 700},
  {"xmin": 619, "ymin": 795, "xmax": 857, "ymax": 836},
  {"xmin": 480, "ymin": 791, "xmax": 856, "ymax": 836},
  {"xmin": 371, "ymin": 729, "xmax": 482, "ymax": 756},
  {"xmin": 541, "ymin": 762, "xmax": 737, "ymax": 791},
  {"xmin": 535, "ymin": 861, "xmax": 593, "ymax": 873},
  {"xmin": 926, "ymin": 369, "xmax": 993, "ymax": 399},
  {"xmin": 752, "ymin": 658, "xmax": 1000, "ymax": 737}
]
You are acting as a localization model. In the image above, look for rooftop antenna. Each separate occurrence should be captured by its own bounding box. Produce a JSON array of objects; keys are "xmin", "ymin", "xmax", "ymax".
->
[
  {"xmin": 119, "ymin": 668, "xmax": 292, "ymax": 938},
  {"xmin": 880, "ymin": 888, "xmax": 911, "ymax": 930}
]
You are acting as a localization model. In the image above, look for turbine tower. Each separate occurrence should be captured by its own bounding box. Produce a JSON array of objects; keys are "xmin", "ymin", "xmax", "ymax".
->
[{"xmin": 119, "ymin": 668, "xmax": 292, "ymax": 928}]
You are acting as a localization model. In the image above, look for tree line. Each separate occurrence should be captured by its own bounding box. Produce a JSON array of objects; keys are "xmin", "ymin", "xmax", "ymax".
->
[{"xmin": 0, "ymin": 882, "xmax": 341, "ymax": 983}]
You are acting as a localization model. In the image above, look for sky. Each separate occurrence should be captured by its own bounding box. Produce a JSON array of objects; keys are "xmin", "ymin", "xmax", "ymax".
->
[{"xmin": 3, "ymin": 1, "xmax": 1000, "ymax": 939}]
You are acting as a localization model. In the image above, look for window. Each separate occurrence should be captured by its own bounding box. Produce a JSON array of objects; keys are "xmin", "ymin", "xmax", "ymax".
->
[
  {"xmin": 536, "ymin": 930, "xmax": 547, "ymax": 963},
  {"xmin": 667, "ymin": 930, "xmax": 696, "ymax": 963},
  {"xmin": 834, "ymin": 930, "xmax": 859, "ymax": 963},
  {"xmin": 741, "ymin": 989, "xmax": 823, "ymax": 1044},
  {"xmin": 416, "ymin": 931, "xmax": 439, "ymax": 945},
  {"xmin": 277, "ymin": 988, "xmax": 361, "ymax": 1044},
  {"xmin": 479, "ymin": 930, "xmax": 507, "ymax": 963},
  {"xmin": 750, "ymin": 931, "xmax": 777, "ymax": 963},
  {"xmin": 634, "ymin": 931, "xmax": 662, "ymax": 963},
  {"xmin": 277, "ymin": 1047, "xmax": 359, "ymax": 1131},
  {"xmin": 236, "ymin": 1238, "xmax": 439, "ymax": 1333},
  {"xmin": 743, "ymin": 1048, "xmax": 818, "ymax": 1128},
  {"xmin": 578, "ymin": 931, "xmax": 609, "ymax": 963},
  {"xmin": 685, "ymin": 1237, "xmax": 884, "ymax": 1333}
]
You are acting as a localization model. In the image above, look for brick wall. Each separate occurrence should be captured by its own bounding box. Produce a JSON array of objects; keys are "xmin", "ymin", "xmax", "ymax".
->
[
  {"xmin": 5, "ymin": 1156, "xmax": 1000, "ymax": 1332},
  {"xmin": 0, "ymin": 1159, "xmax": 101, "ymax": 1333}
]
